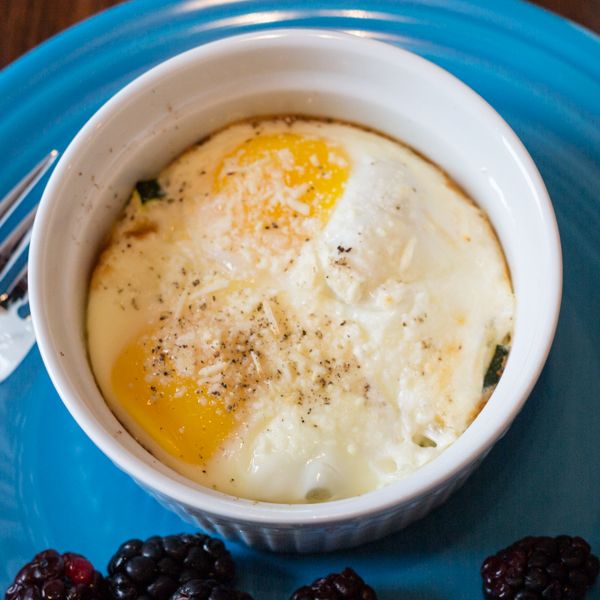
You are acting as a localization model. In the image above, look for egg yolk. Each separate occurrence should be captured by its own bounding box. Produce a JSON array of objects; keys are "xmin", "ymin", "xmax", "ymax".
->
[
  {"xmin": 214, "ymin": 133, "xmax": 350, "ymax": 229},
  {"xmin": 111, "ymin": 335, "xmax": 237, "ymax": 464}
]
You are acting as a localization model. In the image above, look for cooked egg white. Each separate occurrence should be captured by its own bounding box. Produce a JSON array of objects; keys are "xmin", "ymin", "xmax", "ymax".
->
[{"xmin": 87, "ymin": 117, "xmax": 514, "ymax": 503}]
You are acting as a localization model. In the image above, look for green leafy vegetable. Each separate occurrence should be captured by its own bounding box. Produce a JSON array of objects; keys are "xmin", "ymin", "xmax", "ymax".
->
[
  {"xmin": 136, "ymin": 179, "xmax": 165, "ymax": 204},
  {"xmin": 483, "ymin": 344, "xmax": 509, "ymax": 389}
]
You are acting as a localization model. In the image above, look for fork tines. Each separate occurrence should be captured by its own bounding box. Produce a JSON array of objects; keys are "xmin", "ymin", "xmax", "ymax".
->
[{"xmin": 0, "ymin": 150, "xmax": 59, "ymax": 309}]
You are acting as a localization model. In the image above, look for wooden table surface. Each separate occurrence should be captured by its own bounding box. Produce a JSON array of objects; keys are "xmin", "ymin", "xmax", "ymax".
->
[{"xmin": 2, "ymin": 0, "xmax": 599, "ymax": 69}]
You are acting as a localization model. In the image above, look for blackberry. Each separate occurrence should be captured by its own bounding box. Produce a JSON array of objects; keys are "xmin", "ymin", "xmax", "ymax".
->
[
  {"xmin": 106, "ymin": 534, "xmax": 235, "ymax": 600},
  {"xmin": 481, "ymin": 535, "xmax": 600, "ymax": 599},
  {"xmin": 170, "ymin": 579, "xmax": 253, "ymax": 600},
  {"xmin": 5, "ymin": 550, "xmax": 107, "ymax": 600},
  {"xmin": 289, "ymin": 568, "xmax": 377, "ymax": 600}
]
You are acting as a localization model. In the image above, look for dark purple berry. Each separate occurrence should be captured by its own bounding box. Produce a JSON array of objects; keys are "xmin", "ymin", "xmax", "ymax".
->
[
  {"xmin": 106, "ymin": 534, "xmax": 236, "ymax": 600},
  {"xmin": 119, "ymin": 541, "xmax": 143, "ymax": 559},
  {"xmin": 109, "ymin": 541, "xmax": 142, "ymax": 576},
  {"xmin": 141, "ymin": 540, "xmax": 164, "ymax": 562},
  {"xmin": 177, "ymin": 572, "xmax": 200, "ymax": 586},
  {"xmin": 183, "ymin": 548, "xmax": 211, "ymax": 574},
  {"xmin": 585, "ymin": 555, "xmax": 600, "ymax": 580},
  {"xmin": 20, "ymin": 588, "xmax": 42, "ymax": 600},
  {"xmin": 546, "ymin": 562, "xmax": 568, "ymax": 582},
  {"xmin": 525, "ymin": 567, "xmax": 548, "ymax": 590},
  {"xmin": 289, "ymin": 567, "xmax": 376, "ymax": 600},
  {"xmin": 212, "ymin": 560, "xmax": 235, "ymax": 585},
  {"xmin": 126, "ymin": 556, "xmax": 158, "ymax": 585},
  {"xmin": 5, "ymin": 551, "xmax": 107, "ymax": 600},
  {"xmin": 542, "ymin": 580, "xmax": 562, "ymax": 599},
  {"xmin": 515, "ymin": 592, "xmax": 537, "ymax": 600},
  {"xmin": 157, "ymin": 558, "xmax": 180, "ymax": 579},
  {"xmin": 162, "ymin": 538, "xmax": 186, "ymax": 561},
  {"xmin": 481, "ymin": 536, "xmax": 599, "ymax": 599},
  {"xmin": 146, "ymin": 576, "xmax": 178, "ymax": 600},
  {"xmin": 42, "ymin": 580, "xmax": 66, "ymax": 600},
  {"xmin": 64, "ymin": 555, "xmax": 95, "ymax": 586},
  {"xmin": 107, "ymin": 573, "xmax": 136, "ymax": 600},
  {"xmin": 561, "ymin": 547, "xmax": 586, "ymax": 569},
  {"xmin": 170, "ymin": 579, "xmax": 253, "ymax": 600}
]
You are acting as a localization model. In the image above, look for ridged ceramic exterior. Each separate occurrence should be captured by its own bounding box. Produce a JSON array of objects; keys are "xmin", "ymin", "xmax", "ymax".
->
[
  {"xmin": 176, "ymin": 459, "xmax": 482, "ymax": 552},
  {"xmin": 29, "ymin": 30, "xmax": 561, "ymax": 553},
  {"xmin": 139, "ymin": 458, "xmax": 478, "ymax": 553}
]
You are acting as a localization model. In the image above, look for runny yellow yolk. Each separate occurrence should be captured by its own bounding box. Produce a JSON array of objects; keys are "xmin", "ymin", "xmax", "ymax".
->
[
  {"xmin": 214, "ymin": 132, "xmax": 350, "ymax": 228},
  {"xmin": 111, "ymin": 336, "xmax": 237, "ymax": 465}
]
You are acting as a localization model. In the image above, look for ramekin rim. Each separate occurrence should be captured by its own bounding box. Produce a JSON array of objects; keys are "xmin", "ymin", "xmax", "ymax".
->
[{"xmin": 29, "ymin": 28, "xmax": 562, "ymax": 525}]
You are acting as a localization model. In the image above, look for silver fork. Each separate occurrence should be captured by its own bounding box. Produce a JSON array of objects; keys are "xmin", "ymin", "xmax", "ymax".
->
[{"xmin": 0, "ymin": 150, "xmax": 59, "ymax": 382}]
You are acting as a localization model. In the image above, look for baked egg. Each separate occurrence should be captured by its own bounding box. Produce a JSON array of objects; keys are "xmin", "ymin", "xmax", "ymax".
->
[{"xmin": 87, "ymin": 117, "xmax": 514, "ymax": 503}]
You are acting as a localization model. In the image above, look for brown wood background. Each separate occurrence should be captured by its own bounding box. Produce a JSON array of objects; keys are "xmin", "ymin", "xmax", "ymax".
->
[{"xmin": 1, "ymin": 0, "xmax": 599, "ymax": 69}]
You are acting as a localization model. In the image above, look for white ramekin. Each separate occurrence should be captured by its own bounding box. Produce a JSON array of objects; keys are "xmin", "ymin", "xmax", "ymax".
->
[{"xmin": 28, "ymin": 29, "xmax": 561, "ymax": 553}]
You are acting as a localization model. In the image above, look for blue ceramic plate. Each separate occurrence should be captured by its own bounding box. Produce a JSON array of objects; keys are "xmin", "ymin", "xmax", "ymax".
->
[{"xmin": 1, "ymin": 1, "xmax": 599, "ymax": 598}]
